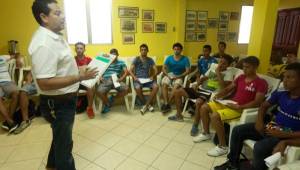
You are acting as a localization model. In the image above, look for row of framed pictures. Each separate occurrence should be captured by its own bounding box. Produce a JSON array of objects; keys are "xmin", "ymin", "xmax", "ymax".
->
[
  {"xmin": 118, "ymin": 6, "xmax": 155, "ymax": 21},
  {"xmin": 120, "ymin": 19, "xmax": 167, "ymax": 33},
  {"xmin": 186, "ymin": 10, "xmax": 239, "ymax": 21},
  {"xmin": 185, "ymin": 32, "xmax": 238, "ymax": 42},
  {"xmin": 186, "ymin": 20, "xmax": 228, "ymax": 32}
]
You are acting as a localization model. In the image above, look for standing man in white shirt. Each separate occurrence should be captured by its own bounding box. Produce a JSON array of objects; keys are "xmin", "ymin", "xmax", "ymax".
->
[{"xmin": 29, "ymin": 1, "xmax": 97, "ymax": 170}]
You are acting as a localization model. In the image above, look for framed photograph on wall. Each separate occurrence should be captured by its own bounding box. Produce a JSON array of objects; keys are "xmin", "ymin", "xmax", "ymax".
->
[
  {"xmin": 217, "ymin": 32, "xmax": 226, "ymax": 42},
  {"xmin": 186, "ymin": 21, "xmax": 196, "ymax": 31},
  {"xmin": 219, "ymin": 11, "xmax": 230, "ymax": 21},
  {"xmin": 120, "ymin": 19, "xmax": 137, "ymax": 33},
  {"xmin": 207, "ymin": 18, "xmax": 218, "ymax": 28},
  {"xmin": 185, "ymin": 32, "xmax": 196, "ymax": 42},
  {"xmin": 186, "ymin": 10, "xmax": 197, "ymax": 20},
  {"xmin": 196, "ymin": 32, "xmax": 206, "ymax": 42},
  {"xmin": 197, "ymin": 11, "xmax": 208, "ymax": 20},
  {"xmin": 118, "ymin": 7, "xmax": 139, "ymax": 18},
  {"xmin": 122, "ymin": 34, "xmax": 135, "ymax": 44},
  {"xmin": 230, "ymin": 12, "xmax": 239, "ymax": 20},
  {"xmin": 218, "ymin": 21, "xmax": 228, "ymax": 32},
  {"xmin": 142, "ymin": 10, "xmax": 154, "ymax": 21},
  {"xmin": 155, "ymin": 22, "xmax": 167, "ymax": 33},
  {"xmin": 142, "ymin": 22, "xmax": 154, "ymax": 33},
  {"xmin": 227, "ymin": 32, "xmax": 237, "ymax": 42},
  {"xmin": 197, "ymin": 21, "xmax": 207, "ymax": 32}
]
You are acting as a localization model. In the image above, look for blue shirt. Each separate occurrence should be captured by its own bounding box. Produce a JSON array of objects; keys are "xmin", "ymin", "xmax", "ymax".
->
[
  {"xmin": 197, "ymin": 56, "xmax": 218, "ymax": 75},
  {"xmin": 268, "ymin": 90, "xmax": 300, "ymax": 131},
  {"xmin": 103, "ymin": 60, "xmax": 126, "ymax": 79},
  {"xmin": 164, "ymin": 55, "xmax": 190, "ymax": 76},
  {"xmin": 132, "ymin": 56, "xmax": 155, "ymax": 78}
]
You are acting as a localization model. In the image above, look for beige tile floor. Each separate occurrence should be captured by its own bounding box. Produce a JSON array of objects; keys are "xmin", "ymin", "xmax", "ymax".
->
[{"xmin": 0, "ymin": 106, "xmax": 226, "ymax": 170}]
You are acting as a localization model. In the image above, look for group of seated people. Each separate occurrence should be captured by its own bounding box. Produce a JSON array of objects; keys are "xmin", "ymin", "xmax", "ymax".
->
[{"xmin": 1, "ymin": 40, "xmax": 300, "ymax": 170}]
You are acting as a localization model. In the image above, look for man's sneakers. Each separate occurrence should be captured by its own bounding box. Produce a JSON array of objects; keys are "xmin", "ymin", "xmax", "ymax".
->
[
  {"xmin": 101, "ymin": 104, "xmax": 110, "ymax": 114},
  {"xmin": 86, "ymin": 106, "xmax": 95, "ymax": 119},
  {"xmin": 140, "ymin": 105, "xmax": 155, "ymax": 115},
  {"xmin": 190, "ymin": 124, "xmax": 199, "ymax": 136},
  {"xmin": 148, "ymin": 105, "xmax": 154, "ymax": 112},
  {"xmin": 193, "ymin": 133, "xmax": 211, "ymax": 143},
  {"xmin": 168, "ymin": 114, "xmax": 184, "ymax": 122},
  {"xmin": 161, "ymin": 104, "xmax": 171, "ymax": 114},
  {"xmin": 1, "ymin": 121, "xmax": 18, "ymax": 133},
  {"xmin": 214, "ymin": 160, "xmax": 238, "ymax": 170},
  {"xmin": 14, "ymin": 120, "xmax": 31, "ymax": 134},
  {"xmin": 207, "ymin": 145, "xmax": 228, "ymax": 157}
]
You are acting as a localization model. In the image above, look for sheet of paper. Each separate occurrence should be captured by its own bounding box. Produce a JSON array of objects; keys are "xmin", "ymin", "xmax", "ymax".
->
[
  {"xmin": 214, "ymin": 99, "xmax": 237, "ymax": 106},
  {"xmin": 111, "ymin": 74, "xmax": 120, "ymax": 88},
  {"xmin": 138, "ymin": 78, "xmax": 152, "ymax": 84},
  {"xmin": 81, "ymin": 54, "xmax": 116, "ymax": 88}
]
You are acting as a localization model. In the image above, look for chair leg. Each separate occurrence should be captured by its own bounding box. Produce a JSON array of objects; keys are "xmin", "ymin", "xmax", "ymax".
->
[
  {"xmin": 156, "ymin": 94, "xmax": 161, "ymax": 110},
  {"xmin": 124, "ymin": 95, "xmax": 130, "ymax": 112},
  {"xmin": 181, "ymin": 99, "xmax": 189, "ymax": 116},
  {"xmin": 131, "ymin": 94, "xmax": 136, "ymax": 111}
]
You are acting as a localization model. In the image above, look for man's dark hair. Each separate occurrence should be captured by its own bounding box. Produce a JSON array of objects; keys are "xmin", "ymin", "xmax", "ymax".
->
[
  {"xmin": 285, "ymin": 63, "xmax": 300, "ymax": 76},
  {"xmin": 75, "ymin": 42, "xmax": 85, "ymax": 48},
  {"xmin": 203, "ymin": 44, "xmax": 212, "ymax": 52},
  {"xmin": 243, "ymin": 56, "xmax": 260, "ymax": 67},
  {"xmin": 110, "ymin": 48, "xmax": 119, "ymax": 56},
  {"xmin": 218, "ymin": 41, "xmax": 227, "ymax": 48},
  {"xmin": 140, "ymin": 44, "xmax": 149, "ymax": 51},
  {"xmin": 173, "ymin": 42, "xmax": 183, "ymax": 50},
  {"xmin": 32, "ymin": 0, "xmax": 57, "ymax": 25},
  {"xmin": 222, "ymin": 54, "xmax": 234, "ymax": 65}
]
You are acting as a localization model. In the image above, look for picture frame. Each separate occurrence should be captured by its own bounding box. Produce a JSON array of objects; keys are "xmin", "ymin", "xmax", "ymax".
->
[
  {"xmin": 186, "ymin": 10, "xmax": 197, "ymax": 20},
  {"xmin": 197, "ymin": 11, "xmax": 208, "ymax": 21},
  {"xmin": 197, "ymin": 21, "xmax": 207, "ymax": 32},
  {"xmin": 185, "ymin": 32, "xmax": 196, "ymax": 42},
  {"xmin": 120, "ymin": 19, "xmax": 137, "ymax": 33},
  {"xmin": 218, "ymin": 21, "xmax": 228, "ymax": 32},
  {"xmin": 142, "ymin": 10, "xmax": 154, "ymax": 21},
  {"xmin": 227, "ymin": 32, "xmax": 237, "ymax": 42},
  {"xmin": 207, "ymin": 18, "xmax": 218, "ymax": 28},
  {"xmin": 186, "ymin": 21, "xmax": 196, "ymax": 31},
  {"xmin": 118, "ymin": 6, "xmax": 139, "ymax": 18},
  {"xmin": 219, "ymin": 11, "xmax": 230, "ymax": 21},
  {"xmin": 122, "ymin": 34, "xmax": 135, "ymax": 44},
  {"xmin": 230, "ymin": 12, "xmax": 239, "ymax": 20},
  {"xmin": 142, "ymin": 22, "xmax": 154, "ymax": 33},
  {"xmin": 217, "ymin": 32, "xmax": 226, "ymax": 42},
  {"xmin": 155, "ymin": 22, "xmax": 167, "ymax": 33},
  {"xmin": 196, "ymin": 32, "xmax": 206, "ymax": 42}
]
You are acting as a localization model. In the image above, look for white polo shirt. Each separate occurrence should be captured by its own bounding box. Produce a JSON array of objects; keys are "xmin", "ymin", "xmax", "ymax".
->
[{"xmin": 28, "ymin": 26, "xmax": 79, "ymax": 95}]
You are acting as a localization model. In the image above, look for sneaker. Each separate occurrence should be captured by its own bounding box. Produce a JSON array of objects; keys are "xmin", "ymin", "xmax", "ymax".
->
[
  {"xmin": 207, "ymin": 146, "xmax": 228, "ymax": 157},
  {"xmin": 161, "ymin": 104, "xmax": 166, "ymax": 111},
  {"xmin": 1, "ymin": 121, "xmax": 18, "ymax": 133},
  {"xmin": 214, "ymin": 160, "xmax": 238, "ymax": 170},
  {"xmin": 108, "ymin": 96, "xmax": 114, "ymax": 107},
  {"xmin": 168, "ymin": 115, "xmax": 184, "ymax": 122},
  {"xmin": 190, "ymin": 124, "xmax": 199, "ymax": 136},
  {"xmin": 140, "ymin": 105, "xmax": 148, "ymax": 115},
  {"xmin": 148, "ymin": 105, "xmax": 154, "ymax": 112},
  {"xmin": 86, "ymin": 106, "xmax": 95, "ymax": 119},
  {"xmin": 193, "ymin": 133, "xmax": 211, "ymax": 143},
  {"xmin": 162, "ymin": 104, "xmax": 171, "ymax": 113},
  {"xmin": 13, "ymin": 120, "xmax": 31, "ymax": 134},
  {"xmin": 101, "ymin": 105, "xmax": 110, "ymax": 114}
]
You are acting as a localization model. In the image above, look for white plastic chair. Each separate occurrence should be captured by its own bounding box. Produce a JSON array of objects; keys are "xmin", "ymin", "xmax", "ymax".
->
[
  {"xmin": 129, "ymin": 56, "xmax": 161, "ymax": 111},
  {"xmin": 7, "ymin": 59, "xmax": 16, "ymax": 83}
]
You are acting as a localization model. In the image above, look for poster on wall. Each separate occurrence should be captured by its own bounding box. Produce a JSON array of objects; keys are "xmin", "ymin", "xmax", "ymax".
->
[
  {"xmin": 227, "ymin": 32, "xmax": 237, "ymax": 42},
  {"xmin": 118, "ymin": 7, "xmax": 139, "ymax": 18},
  {"xmin": 207, "ymin": 18, "xmax": 218, "ymax": 28},
  {"xmin": 218, "ymin": 21, "xmax": 228, "ymax": 32},
  {"xmin": 185, "ymin": 32, "xmax": 196, "ymax": 42},
  {"xmin": 142, "ymin": 22, "xmax": 154, "ymax": 33},
  {"xmin": 219, "ymin": 11, "xmax": 230, "ymax": 21},
  {"xmin": 197, "ymin": 11, "xmax": 208, "ymax": 20},
  {"xmin": 197, "ymin": 21, "xmax": 207, "ymax": 32},
  {"xmin": 142, "ymin": 10, "xmax": 154, "ymax": 21},
  {"xmin": 217, "ymin": 32, "xmax": 226, "ymax": 42},
  {"xmin": 122, "ymin": 34, "xmax": 135, "ymax": 44},
  {"xmin": 186, "ymin": 10, "xmax": 197, "ymax": 20},
  {"xmin": 155, "ymin": 22, "xmax": 167, "ymax": 33},
  {"xmin": 186, "ymin": 21, "xmax": 196, "ymax": 31},
  {"xmin": 120, "ymin": 19, "xmax": 137, "ymax": 33},
  {"xmin": 196, "ymin": 32, "xmax": 206, "ymax": 42}
]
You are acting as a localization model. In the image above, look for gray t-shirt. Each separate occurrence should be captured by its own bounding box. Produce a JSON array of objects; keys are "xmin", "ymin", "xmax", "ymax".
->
[
  {"xmin": 0, "ymin": 55, "xmax": 12, "ymax": 82},
  {"xmin": 132, "ymin": 56, "xmax": 155, "ymax": 78}
]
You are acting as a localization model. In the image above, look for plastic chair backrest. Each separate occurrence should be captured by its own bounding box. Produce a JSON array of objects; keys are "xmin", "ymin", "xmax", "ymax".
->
[
  {"xmin": 7, "ymin": 59, "xmax": 16, "ymax": 82},
  {"xmin": 259, "ymin": 74, "xmax": 280, "ymax": 97}
]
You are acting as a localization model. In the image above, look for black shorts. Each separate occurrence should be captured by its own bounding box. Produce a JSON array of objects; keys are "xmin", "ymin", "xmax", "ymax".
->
[{"xmin": 184, "ymin": 88, "xmax": 212, "ymax": 101}]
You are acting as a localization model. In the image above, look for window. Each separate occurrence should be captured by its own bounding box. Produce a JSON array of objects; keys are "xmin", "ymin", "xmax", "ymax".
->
[
  {"xmin": 238, "ymin": 6, "xmax": 254, "ymax": 44},
  {"xmin": 64, "ymin": 0, "xmax": 112, "ymax": 44}
]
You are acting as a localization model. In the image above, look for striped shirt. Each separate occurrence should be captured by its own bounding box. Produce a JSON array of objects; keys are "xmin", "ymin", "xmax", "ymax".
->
[
  {"xmin": 0, "ymin": 55, "xmax": 11, "ymax": 82},
  {"xmin": 103, "ymin": 60, "xmax": 126, "ymax": 79}
]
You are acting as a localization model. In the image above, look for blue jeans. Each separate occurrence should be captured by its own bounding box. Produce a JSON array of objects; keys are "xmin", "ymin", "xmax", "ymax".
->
[{"xmin": 40, "ymin": 94, "xmax": 77, "ymax": 170}]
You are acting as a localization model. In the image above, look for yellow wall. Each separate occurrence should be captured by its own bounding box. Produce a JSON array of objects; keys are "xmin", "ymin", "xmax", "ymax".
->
[{"xmin": 279, "ymin": 0, "xmax": 300, "ymax": 9}]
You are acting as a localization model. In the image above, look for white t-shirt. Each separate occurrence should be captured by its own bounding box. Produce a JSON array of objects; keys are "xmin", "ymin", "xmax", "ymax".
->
[
  {"xmin": 0, "ymin": 55, "xmax": 12, "ymax": 83},
  {"xmin": 28, "ymin": 26, "xmax": 79, "ymax": 95}
]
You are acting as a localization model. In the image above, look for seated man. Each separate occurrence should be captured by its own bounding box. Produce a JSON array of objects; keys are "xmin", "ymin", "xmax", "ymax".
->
[
  {"xmin": 96, "ymin": 49, "xmax": 128, "ymax": 114},
  {"xmin": 129, "ymin": 44, "xmax": 159, "ymax": 115},
  {"xmin": 161, "ymin": 42, "xmax": 190, "ymax": 113},
  {"xmin": 74, "ymin": 42, "xmax": 95, "ymax": 118},
  {"xmin": 169, "ymin": 45, "xmax": 228, "ymax": 122},
  {"xmin": 212, "ymin": 41, "xmax": 230, "ymax": 59},
  {"xmin": 0, "ymin": 54, "xmax": 19, "ymax": 132},
  {"xmin": 215, "ymin": 63, "xmax": 300, "ymax": 170},
  {"xmin": 194, "ymin": 56, "xmax": 268, "ymax": 157}
]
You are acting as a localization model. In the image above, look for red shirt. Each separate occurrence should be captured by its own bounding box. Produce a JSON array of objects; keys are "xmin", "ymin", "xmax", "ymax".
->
[
  {"xmin": 232, "ymin": 74, "xmax": 268, "ymax": 105},
  {"xmin": 75, "ymin": 56, "xmax": 92, "ymax": 66}
]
